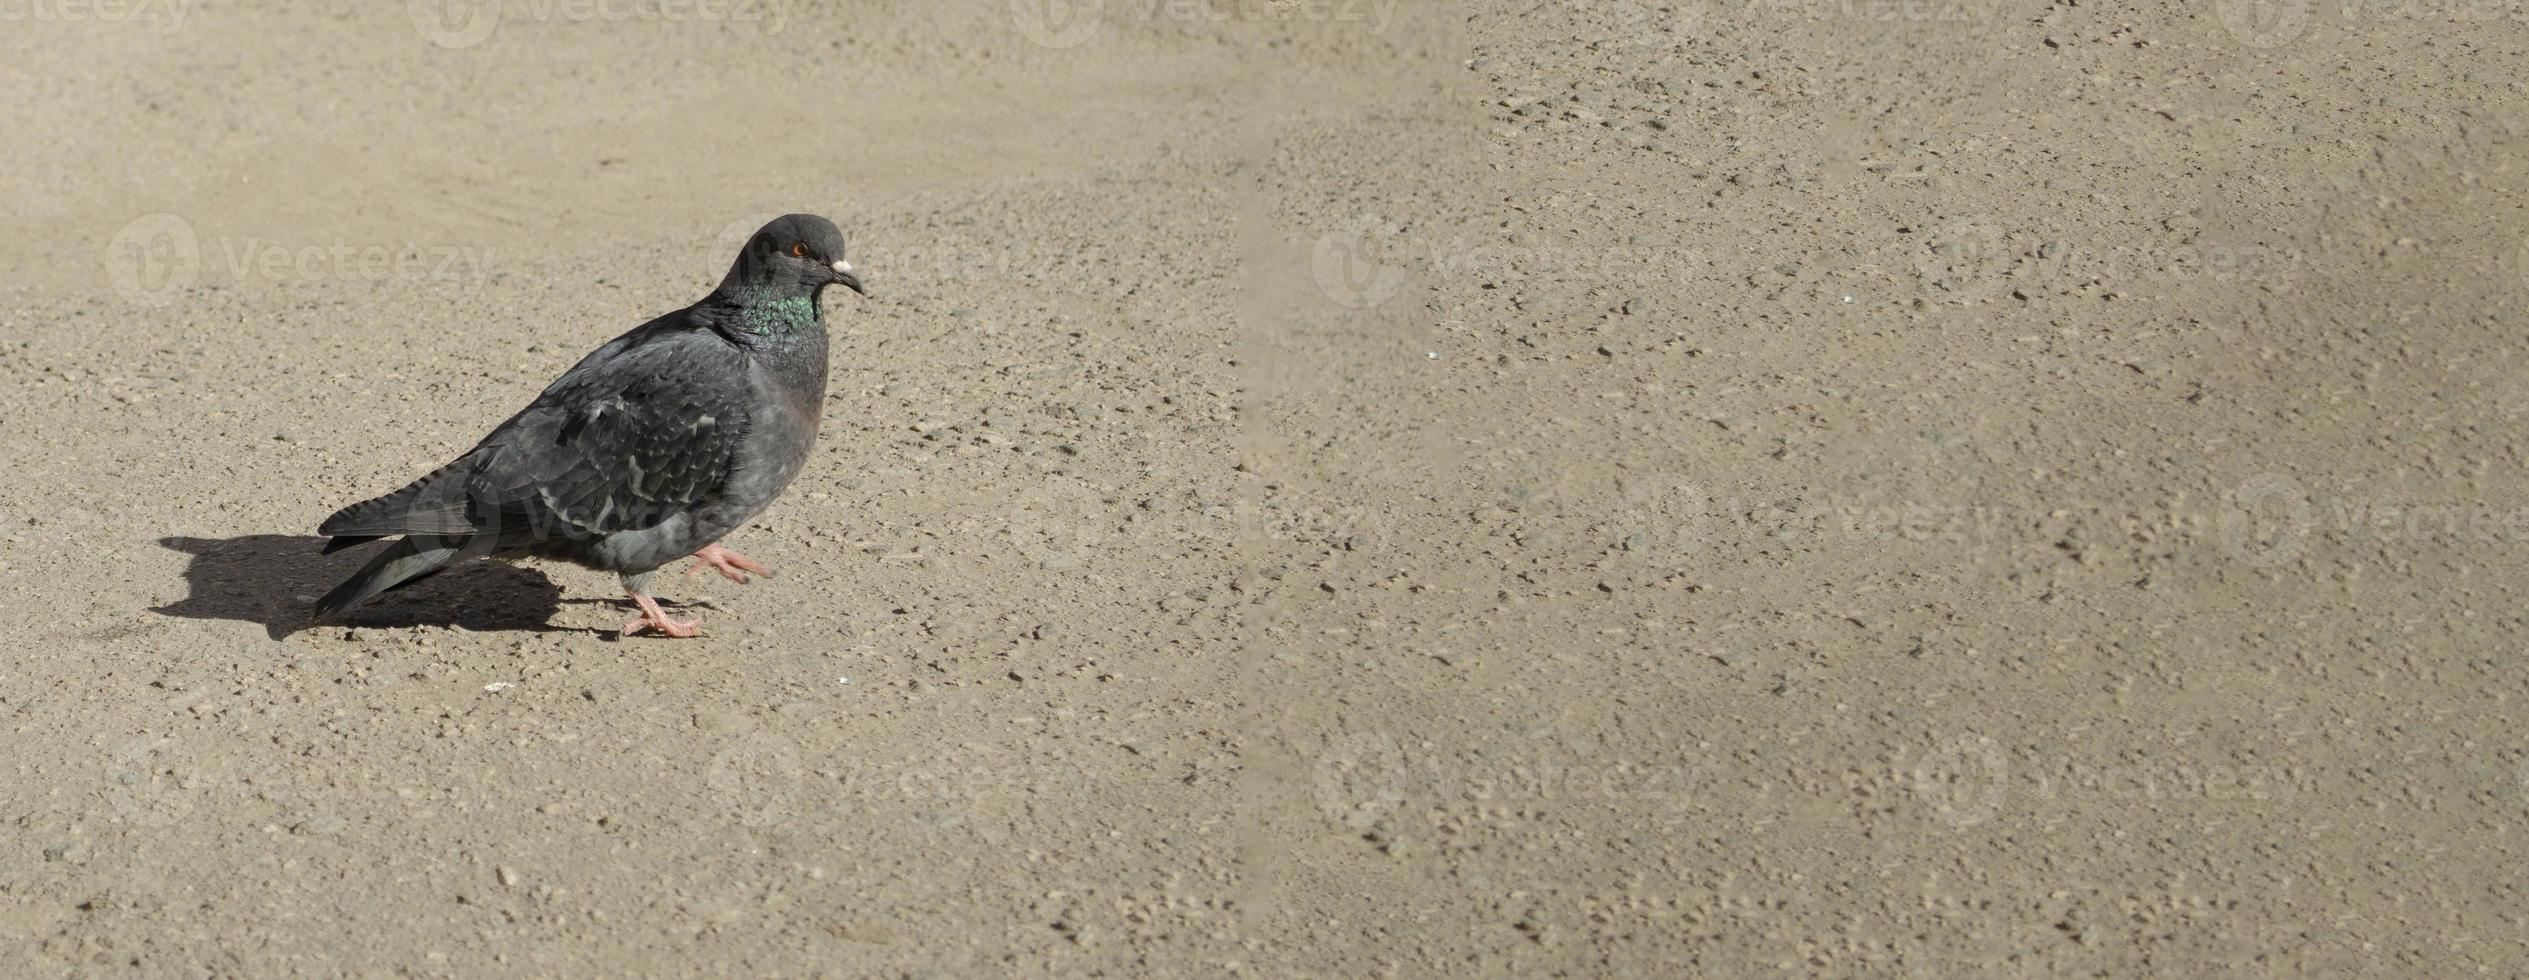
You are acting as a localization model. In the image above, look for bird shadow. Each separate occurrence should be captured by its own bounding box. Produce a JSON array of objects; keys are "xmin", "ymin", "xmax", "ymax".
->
[{"xmin": 153, "ymin": 535, "xmax": 573, "ymax": 640}]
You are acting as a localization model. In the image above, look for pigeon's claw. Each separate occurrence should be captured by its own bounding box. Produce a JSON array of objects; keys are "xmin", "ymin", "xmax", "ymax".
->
[
  {"xmin": 623, "ymin": 592, "xmax": 703, "ymax": 639},
  {"xmin": 686, "ymin": 544, "xmax": 774, "ymax": 585}
]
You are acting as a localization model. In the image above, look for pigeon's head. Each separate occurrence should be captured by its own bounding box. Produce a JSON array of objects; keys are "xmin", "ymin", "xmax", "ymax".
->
[{"xmin": 716, "ymin": 213, "xmax": 864, "ymax": 301}]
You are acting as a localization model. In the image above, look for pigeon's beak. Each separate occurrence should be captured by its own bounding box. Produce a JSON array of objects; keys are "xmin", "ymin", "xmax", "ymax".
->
[{"xmin": 830, "ymin": 259, "xmax": 866, "ymax": 296}]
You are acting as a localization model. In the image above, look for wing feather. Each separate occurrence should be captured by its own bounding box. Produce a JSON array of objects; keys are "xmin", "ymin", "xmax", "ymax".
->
[
  {"xmin": 470, "ymin": 332, "xmax": 751, "ymax": 543},
  {"xmin": 317, "ymin": 318, "xmax": 753, "ymax": 549}
]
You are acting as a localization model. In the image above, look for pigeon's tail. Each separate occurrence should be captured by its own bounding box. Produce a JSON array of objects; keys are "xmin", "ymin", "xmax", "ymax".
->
[
  {"xmin": 314, "ymin": 535, "xmax": 472, "ymax": 622},
  {"xmin": 319, "ymin": 453, "xmax": 488, "ymax": 544}
]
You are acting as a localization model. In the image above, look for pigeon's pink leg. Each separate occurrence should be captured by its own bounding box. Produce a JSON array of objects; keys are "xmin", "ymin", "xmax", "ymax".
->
[
  {"xmin": 622, "ymin": 592, "xmax": 703, "ymax": 638},
  {"xmin": 686, "ymin": 543, "xmax": 775, "ymax": 584}
]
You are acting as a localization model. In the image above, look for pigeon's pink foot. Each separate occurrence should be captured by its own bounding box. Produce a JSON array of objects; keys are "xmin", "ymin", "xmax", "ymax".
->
[
  {"xmin": 686, "ymin": 543, "xmax": 775, "ymax": 585},
  {"xmin": 622, "ymin": 593, "xmax": 703, "ymax": 639}
]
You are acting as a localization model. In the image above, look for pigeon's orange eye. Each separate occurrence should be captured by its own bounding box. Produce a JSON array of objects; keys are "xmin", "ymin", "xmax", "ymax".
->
[{"xmin": 789, "ymin": 243, "xmax": 808, "ymax": 258}]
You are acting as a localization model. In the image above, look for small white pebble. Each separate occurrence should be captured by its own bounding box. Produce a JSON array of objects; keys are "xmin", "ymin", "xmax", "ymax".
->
[
  {"xmin": 484, "ymin": 682, "xmax": 515, "ymax": 693},
  {"xmin": 838, "ymin": 676, "xmax": 852, "ymax": 685},
  {"xmin": 1426, "ymin": 351, "xmax": 1439, "ymax": 359},
  {"xmin": 1842, "ymin": 295, "xmax": 1854, "ymax": 303}
]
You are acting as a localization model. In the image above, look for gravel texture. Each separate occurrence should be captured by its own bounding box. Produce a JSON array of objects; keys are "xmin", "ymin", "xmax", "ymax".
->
[{"xmin": 1, "ymin": 0, "xmax": 2524, "ymax": 974}]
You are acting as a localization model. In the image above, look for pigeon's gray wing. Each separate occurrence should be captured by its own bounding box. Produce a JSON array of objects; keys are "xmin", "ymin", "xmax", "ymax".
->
[
  {"xmin": 320, "ymin": 324, "xmax": 754, "ymax": 548},
  {"xmin": 468, "ymin": 329, "xmax": 755, "ymax": 545}
]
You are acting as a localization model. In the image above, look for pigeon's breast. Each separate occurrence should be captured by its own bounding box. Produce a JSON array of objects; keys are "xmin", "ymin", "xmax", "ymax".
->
[{"xmin": 697, "ymin": 361, "xmax": 823, "ymax": 533}]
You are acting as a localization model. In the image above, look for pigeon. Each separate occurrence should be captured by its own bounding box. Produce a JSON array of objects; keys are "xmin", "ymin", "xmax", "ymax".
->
[{"xmin": 314, "ymin": 213, "xmax": 866, "ymax": 637}]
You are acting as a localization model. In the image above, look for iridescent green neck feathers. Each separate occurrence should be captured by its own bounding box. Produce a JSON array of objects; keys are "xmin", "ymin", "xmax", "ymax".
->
[{"xmin": 719, "ymin": 289, "xmax": 821, "ymax": 340}]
